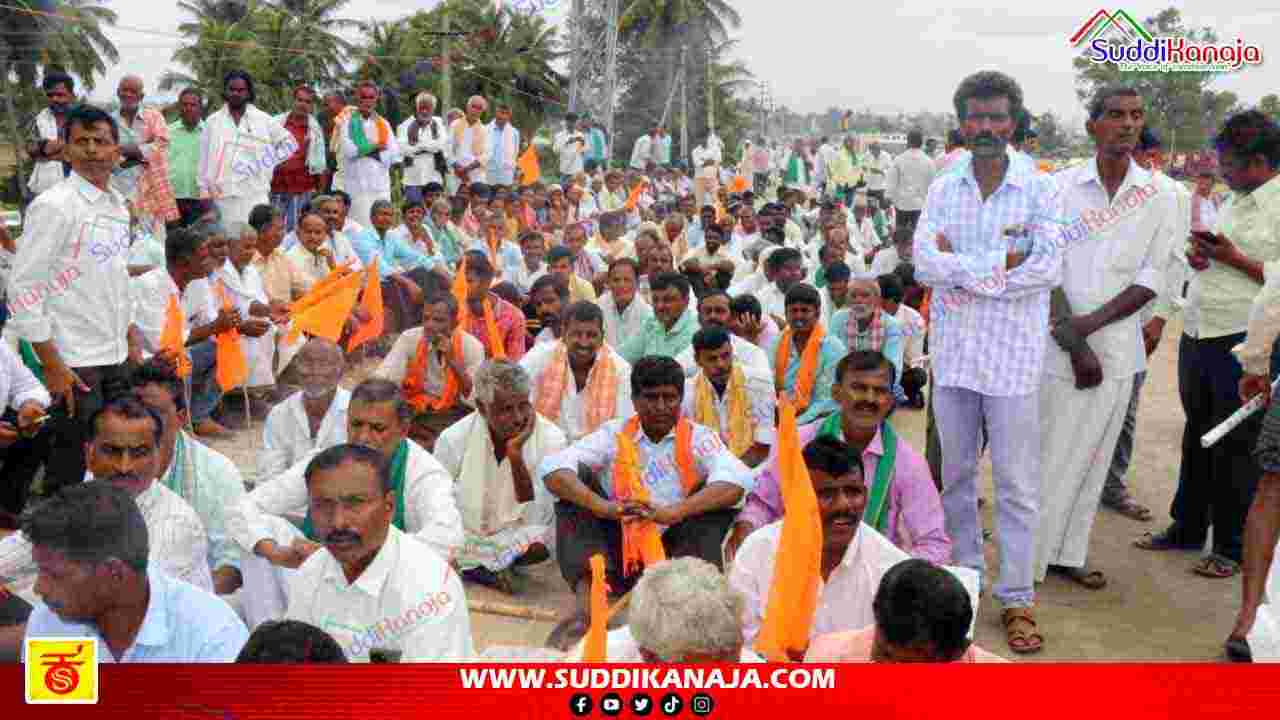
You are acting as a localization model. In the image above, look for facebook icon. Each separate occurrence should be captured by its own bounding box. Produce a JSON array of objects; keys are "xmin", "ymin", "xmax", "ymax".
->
[{"xmin": 570, "ymin": 693, "xmax": 594, "ymax": 716}]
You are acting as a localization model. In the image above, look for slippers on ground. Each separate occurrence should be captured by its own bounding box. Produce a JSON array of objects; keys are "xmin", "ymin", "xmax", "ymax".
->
[
  {"xmin": 1133, "ymin": 529, "xmax": 1201, "ymax": 551},
  {"xmin": 1049, "ymin": 565, "xmax": 1107, "ymax": 590},
  {"xmin": 1191, "ymin": 554, "xmax": 1239, "ymax": 579},
  {"xmin": 1103, "ymin": 496, "xmax": 1153, "ymax": 522},
  {"xmin": 1002, "ymin": 607, "xmax": 1044, "ymax": 654},
  {"xmin": 1224, "ymin": 636, "xmax": 1252, "ymax": 663}
]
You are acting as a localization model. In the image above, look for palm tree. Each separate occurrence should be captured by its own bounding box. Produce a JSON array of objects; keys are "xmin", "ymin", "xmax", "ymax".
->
[
  {"xmin": 619, "ymin": 0, "xmax": 742, "ymax": 45},
  {"xmin": 2, "ymin": 0, "xmax": 119, "ymax": 90},
  {"xmin": 160, "ymin": 0, "xmax": 259, "ymax": 107},
  {"xmin": 247, "ymin": 0, "xmax": 359, "ymax": 111}
]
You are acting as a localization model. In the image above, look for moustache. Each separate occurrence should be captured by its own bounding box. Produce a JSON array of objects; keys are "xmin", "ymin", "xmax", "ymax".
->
[
  {"xmin": 107, "ymin": 473, "xmax": 141, "ymax": 485},
  {"xmin": 854, "ymin": 403, "xmax": 880, "ymax": 414},
  {"xmin": 324, "ymin": 530, "xmax": 361, "ymax": 545},
  {"xmin": 301, "ymin": 385, "xmax": 335, "ymax": 399}
]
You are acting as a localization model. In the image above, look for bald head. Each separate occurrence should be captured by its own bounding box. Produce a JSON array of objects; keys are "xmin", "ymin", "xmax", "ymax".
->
[
  {"xmin": 466, "ymin": 95, "xmax": 487, "ymax": 122},
  {"xmin": 296, "ymin": 338, "xmax": 344, "ymax": 400}
]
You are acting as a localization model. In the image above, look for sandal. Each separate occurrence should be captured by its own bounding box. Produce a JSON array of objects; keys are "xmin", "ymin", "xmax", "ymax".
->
[
  {"xmin": 1002, "ymin": 607, "xmax": 1044, "ymax": 654},
  {"xmin": 1134, "ymin": 529, "xmax": 1201, "ymax": 551},
  {"xmin": 1049, "ymin": 565, "xmax": 1107, "ymax": 590},
  {"xmin": 1103, "ymin": 495, "xmax": 1153, "ymax": 522},
  {"xmin": 1191, "ymin": 554, "xmax": 1239, "ymax": 578},
  {"xmin": 1224, "ymin": 636, "xmax": 1253, "ymax": 663}
]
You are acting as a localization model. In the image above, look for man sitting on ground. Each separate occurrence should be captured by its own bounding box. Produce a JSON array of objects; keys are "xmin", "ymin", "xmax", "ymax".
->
[
  {"xmin": 283, "ymin": 444, "xmax": 473, "ymax": 661},
  {"xmin": 674, "ymin": 290, "xmax": 770, "ymax": 377},
  {"xmin": 545, "ymin": 245, "xmax": 598, "ymax": 303},
  {"xmin": 260, "ymin": 338, "xmax": 351, "ymax": 479},
  {"xmin": 433, "ymin": 361, "xmax": 567, "ymax": 593},
  {"xmin": 682, "ymin": 327, "xmax": 774, "ymax": 469},
  {"xmin": 619, "ymin": 272, "xmax": 698, "ymax": 364},
  {"xmin": 769, "ymin": 284, "xmax": 846, "ymax": 423},
  {"xmin": 528, "ymin": 274, "xmax": 570, "ymax": 345},
  {"xmin": 459, "ymin": 250, "xmax": 528, "ymax": 360},
  {"xmin": 830, "ymin": 274, "xmax": 906, "ymax": 394}
]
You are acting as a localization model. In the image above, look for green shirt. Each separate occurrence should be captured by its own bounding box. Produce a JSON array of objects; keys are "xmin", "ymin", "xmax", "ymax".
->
[
  {"xmin": 620, "ymin": 308, "xmax": 698, "ymax": 364},
  {"xmin": 167, "ymin": 119, "xmax": 204, "ymax": 200}
]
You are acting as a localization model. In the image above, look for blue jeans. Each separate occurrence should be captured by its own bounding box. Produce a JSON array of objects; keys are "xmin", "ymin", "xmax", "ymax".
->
[{"xmin": 188, "ymin": 339, "xmax": 223, "ymax": 424}]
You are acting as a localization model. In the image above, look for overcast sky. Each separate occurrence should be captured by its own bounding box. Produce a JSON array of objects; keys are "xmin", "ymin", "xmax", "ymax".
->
[{"xmin": 94, "ymin": 0, "xmax": 1275, "ymax": 133}]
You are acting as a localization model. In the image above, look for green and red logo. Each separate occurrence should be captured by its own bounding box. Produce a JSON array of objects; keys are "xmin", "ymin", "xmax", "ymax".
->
[{"xmin": 1071, "ymin": 9, "xmax": 1262, "ymax": 72}]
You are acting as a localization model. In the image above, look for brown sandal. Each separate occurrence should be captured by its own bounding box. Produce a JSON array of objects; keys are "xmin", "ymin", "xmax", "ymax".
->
[{"xmin": 1002, "ymin": 607, "xmax": 1044, "ymax": 654}]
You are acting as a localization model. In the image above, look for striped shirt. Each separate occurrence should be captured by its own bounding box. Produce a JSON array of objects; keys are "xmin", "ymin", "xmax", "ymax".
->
[{"xmin": 912, "ymin": 151, "xmax": 1065, "ymax": 396}]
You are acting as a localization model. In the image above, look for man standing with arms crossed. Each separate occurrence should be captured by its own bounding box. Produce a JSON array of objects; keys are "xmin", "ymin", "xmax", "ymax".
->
[{"xmin": 913, "ymin": 71, "xmax": 1064, "ymax": 654}]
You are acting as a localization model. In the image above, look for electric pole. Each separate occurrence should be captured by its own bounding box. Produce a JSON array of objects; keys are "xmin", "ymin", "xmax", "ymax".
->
[
  {"xmin": 680, "ymin": 44, "xmax": 689, "ymax": 170},
  {"xmin": 601, "ymin": 0, "xmax": 620, "ymax": 169},
  {"xmin": 568, "ymin": 0, "xmax": 584, "ymax": 113},
  {"xmin": 440, "ymin": 10, "xmax": 452, "ymax": 111}
]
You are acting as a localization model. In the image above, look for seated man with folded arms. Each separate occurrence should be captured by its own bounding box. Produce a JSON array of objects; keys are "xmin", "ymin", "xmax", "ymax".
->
[
  {"xmin": 681, "ymin": 327, "xmax": 774, "ymax": 469},
  {"xmin": 806, "ymin": 559, "xmax": 1005, "ymax": 663},
  {"xmin": 259, "ymin": 338, "xmax": 351, "ymax": 481},
  {"xmin": 229, "ymin": 378, "xmax": 463, "ymax": 629},
  {"xmin": 237, "ymin": 619, "xmax": 348, "ymax": 663},
  {"xmin": 729, "ymin": 351, "xmax": 950, "ymax": 564},
  {"xmin": 376, "ymin": 292, "xmax": 485, "ymax": 451},
  {"xmin": 572, "ymin": 557, "xmax": 763, "ymax": 662},
  {"xmin": 520, "ymin": 301, "xmax": 633, "ymax": 444},
  {"xmin": 433, "ymin": 360, "xmax": 566, "ymax": 593},
  {"xmin": 538, "ymin": 356, "xmax": 753, "ymax": 648},
  {"xmin": 21, "ymin": 482, "xmax": 249, "ymax": 662},
  {"xmin": 283, "ymin": 444, "xmax": 473, "ymax": 662}
]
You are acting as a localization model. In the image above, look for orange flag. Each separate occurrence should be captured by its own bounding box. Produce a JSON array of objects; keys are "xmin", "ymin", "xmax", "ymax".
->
[
  {"xmin": 580, "ymin": 554, "xmax": 608, "ymax": 662},
  {"xmin": 345, "ymin": 259, "xmax": 385, "ymax": 352},
  {"xmin": 285, "ymin": 270, "xmax": 365, "ymax": 344},
  {"xmin": 159, "ymin": 295, "xmax": 190, "ymax": 378},
  {"xmin": 452, "ymin": 254, "xmax": 470, "ymax": 308},
  {"xmin": 730, "ymin": 175, "xmax": 750, "ymax": 193},
  {"xmin": 753, "ymin": 398, "xmax": 822, "ymax": 663},
  {"xmin": 517, "ymin": 143, "xmax": 540, "ymax": 186},
  {"xmin": 288, "ymin": 261, "xmax": 356, "ymax": 316},
  {"xmin": 623, "ymin": 181, "xmax": 646, "ymax": 211},
  {"xmin": 212, "ymin": 282, "xmax": 249, "ymax": 391}
]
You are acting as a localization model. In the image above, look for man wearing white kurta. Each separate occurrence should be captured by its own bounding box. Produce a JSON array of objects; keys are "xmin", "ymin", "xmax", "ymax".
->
[
  {"xmin": 1035, "ymin": 116, "xmax": 1176, "ymax": 586},
  {"xmin": 450, "ymin": 96, "xmax": 491, "ymax": 186},
  {"xmin": 674, "ymin": 291, "xmax": 771, "ymax": 378},
  {"xmin": 216, "ymin": 226, "xmax": 277, "ymax": 392},
  {"xmin": 599, "ymin": 289, "xmax": 653, "ymax": 352},
  {"xmin": 433, "ymin": 361, "xmax": 567, "ymax": 576},
  {"xmin": 397, "ymin": 92, "xmax": 449, "ymax": 204},
  {"xmin": 337, "ymin": 82, "xmax": 400, "ymax": 229},
  {"xmin": 198, "ymin": 71, "xmax": 295, "ymax": 225},
  {"xmin": 486, "ymin": 105, "xmax": 520, "ymax": 188},
  {"xmin": 631, "ymin": 128, "xmax": 655, "ymax": 171},
  {"xmin": 259, "ymin": 339, "xmax": 350, "ymax": 480},
  {"xmin": 228, "ymin": 379, "xmax": 463, "ymax": 629}
]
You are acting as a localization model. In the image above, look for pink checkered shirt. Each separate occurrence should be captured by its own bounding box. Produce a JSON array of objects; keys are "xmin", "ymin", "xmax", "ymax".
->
[{"xmin": 911, "ymin": 153, "xmax": 1065, "ymax": 396}]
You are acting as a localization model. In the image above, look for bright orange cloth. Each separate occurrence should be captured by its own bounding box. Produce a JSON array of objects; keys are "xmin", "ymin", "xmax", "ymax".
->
[
  {"xmin": 581, "ymin": 554, "xmax": 608, "ymax": 662},
  {"xmin": 345, "ymin": 259, "xmax": 384, "ymax": 352},
  {"xmin": 623, "ymin": 182, "xmax": 646, "ymax": 211},
  {"xmin": 773, "ymin": 323, "xmax": 826, "ymax": 415},
  {"xmin": 753, "ymin": 398, "xmax": 822, "ymax": 662},
  {"xmin": 454, "ymin": 254, "xmax": 506, "ymax": 359},
  {"xmin": 212, "ymin": 281, "xmax": 249, "ymax": 391},
  {"xmin": 402, "ymin": 330, "xmax": 463, "ymax": 413},
  {"xmin": 285, "ymin": 269, "xmax": 364, "ymax": 344},
  {"xmin": 613, "ymin": 416, "xmax": 697, "ymax": 577},
  {"xmin": 159, "ymin": 294, "xmax": 190, "ymax": 378},
  {"xmin": 730, "ymin": 175, "xmax": 750, "ymax": 193},
  {"xmin": 517, "ymin": 143, "xmax": 541, "ymax": 186}
]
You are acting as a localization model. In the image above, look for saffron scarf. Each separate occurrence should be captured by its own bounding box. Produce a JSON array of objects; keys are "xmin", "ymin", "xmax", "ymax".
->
[
  {"xmin": 692, "ymin": 365, "xmax": 754, "ymax": 457},
  {"xmin": 403, "ymin": 330, "xmax": 464, "ymax": 414},
  {"xmin": 533, "ymin": 342, "xmax": 618, "ymax": 435},
  {"xmin": 454, "ymin": 254, "xmax": 507, "ymax": 359},
  {"xmin": 774, "ymin": 323, "xmax": 826, "ymax": 415},
  {"xmin": 817, "ymin": 414, "xmax": 898, "ymax": 532},
  {"xmin": 349, "ymin": 111, "xmax": 391, "ymax": 157},
  {"xmin": 303, "ymin": 439, "xmax": 409, "ymax": 540},
  {"xmin": 846, "ymin": 310, "xmax": 886, "ymax": 353},
  {"xmin": 613, "ymin": 415, "xmax": 697, "ymax": 577}
]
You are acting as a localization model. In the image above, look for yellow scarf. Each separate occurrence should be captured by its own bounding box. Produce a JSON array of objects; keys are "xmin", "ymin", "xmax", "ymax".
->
[{"xmin": 693, "ymin": 365, "xmax": 753, "ymax": 456}]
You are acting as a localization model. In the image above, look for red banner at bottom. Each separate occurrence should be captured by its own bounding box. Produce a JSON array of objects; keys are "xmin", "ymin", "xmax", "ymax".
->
[{"xmin": 13, "ymin": 664, "xmax": 1280, "ymax": 718}]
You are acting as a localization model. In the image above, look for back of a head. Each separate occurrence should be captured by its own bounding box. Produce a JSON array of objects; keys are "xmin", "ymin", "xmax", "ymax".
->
[
  {"xmin": 630, "ymin": 557, "xmax": 744, "ymax": 662},
  {"xmin": 237, "ymin": 620, "xmax": 349, "ymax": 663},
  {"xmin": 872, "ymin": 559, "xmax": 973, "ymax": 661},
  {"xmin": 20, "ymin": 482, "xmax": 149, "ymax": 574}
]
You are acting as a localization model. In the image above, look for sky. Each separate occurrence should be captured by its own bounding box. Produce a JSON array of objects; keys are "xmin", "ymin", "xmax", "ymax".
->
[{"xmin": 90, "ymin": 0, "xmax": 1276, "ymax": 134}]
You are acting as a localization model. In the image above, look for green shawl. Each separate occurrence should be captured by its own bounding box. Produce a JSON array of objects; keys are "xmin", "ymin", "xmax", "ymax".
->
[
  {"xmin": 302, "ymin": 439, "xmax": 410, "ymax": 540},
  {"xmin": 818, "ymin": 414, "xmax": 897, "ymax": 532}
]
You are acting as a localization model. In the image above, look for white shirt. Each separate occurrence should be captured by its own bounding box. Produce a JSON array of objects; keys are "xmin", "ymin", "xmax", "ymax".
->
[
  {"xmin": 182, "ymin": 276, "xmax": 220, "ymax": 329},
  {"xmin": 599, "ymin": 292, "xmax": 654, "ymax": 351},
  {"xmin": 869, "ymin": 246, "xmax": 901, "ymax": 277},
  {"xmin": 680, "ymin": 364, "xmax": 776, "ymax": 447},
  {"xmin": 519, "ymin": 341, "xmax": 635, "ymax": 443},
  {"xmin": 259, "ymin": 388, "xmax": 352, "ymax": 480},
  {"xmin": 450, "ymin": 118, "xmax": 489, "ymax": 184},
  {"xmin": 199, "ymin": 103, "xmax": 296, "ymax": 200},
  {"xmin": 556, "ymin": 130, "xmax": 587, "ymax": 176},
  {"xmin": 631, "ymin": 135, "xmax": 654, "ymax": 170},
  {"xmin": 0, "ymin": 342, "xmax": 50, "ymax": 412},
  {"xmin": 6, "ymin": 173, "xmax": 132, "ymax": 367},
  {"xmin": 894, "ymin": 303, "xmax": 926, "ymax": 369},
  {"xmin": 1047, "ymin": 157, "xmax": 1176, "ymax": 380},
  {"xmin": 285, "ymin": 232, "xmax": 364, "ymax": 290},
  {"xmin": 0, "ymin": 480, "xmax": 213, "ymax": 595},
  {"xmin": 130, "ymin": 268, "xmax": 185, "ymax": 354},
  {"xmin": 375, "ymin": 327, "xmax": 486, "ymax": 406},
  {"xmin": 886, "ymin": 148, "xmax": 938, "ymax": 212},
  {"xmin": 675, "ymin": 333, "xmax": 771, "ymax": 379},
  {"xmin": 865, "ymin": 150, "xmax": 893, "ymax": 192},
  {"xmin": 285, "ymin": 525, "xmax": 474, "ymax": 662},
  {"xmin": 398, "ymin": 115, "xmax": 449, "ymax": 187},
  {"xmin": 27, "ymin": 108, "xmax": 65, "ymax": 194},
  {"xmin": 339, "ymin": 112, "xmax": 401, "ymax": 194},
  {"xmin": 229, "ymin": 439, "xmax": 465, "ymax": 561},
  {"xmin": 730, "ymin": 521, "xmax": 907, "ymax": 644},
  {"xmin": 757, "ymin": 283, "xmax": 788, "ymax": 321}
]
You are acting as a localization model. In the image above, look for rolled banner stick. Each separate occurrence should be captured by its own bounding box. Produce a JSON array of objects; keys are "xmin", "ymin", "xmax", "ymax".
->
[
  {"xmin": 468, "ymin": 600, "xmax": 560, "ymax": 622},
  {"xmin": 1201, "ymin": 376, "xmax": 1280, "ymax": 448}
]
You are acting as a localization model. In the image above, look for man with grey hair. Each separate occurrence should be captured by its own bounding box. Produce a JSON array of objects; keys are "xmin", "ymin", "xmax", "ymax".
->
[
  {"xmin": 215, "ymin": 220, "xmax": 278, "ymax": 409},
  {"xmin": 112, "ymin": 74, "xmax": 179, "ymax": 240},
  {"xmin": 260, "ymin": 338, "xmax": 350, "ymax": 480},
  {"xmin": 450, "ymin": 95, "xmax": 490, "ymax": 186},
  {"xmin": 399, "ymin": 92, "xmax": 449, "ymax": 204},
  {"xmin": 829, "ymin": 275, "xmax": 906, "ymax": 390},
  {"xmin": 574, "ymin": 557, "xmax": 761, "ymax": 662},
  {"xmin": 19, "ymin": 482, "xmax": 248, "ymax": 662},
  {"xmin": 433, "ymin": 360, "xmax": 567, "ymax": 593},
  {"xmin": 229, "ymin": 378, "xmax": 462, "ymax": 628}
]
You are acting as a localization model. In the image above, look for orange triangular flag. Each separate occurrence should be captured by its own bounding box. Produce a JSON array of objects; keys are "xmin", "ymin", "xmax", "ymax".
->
[
  {"xmin": 285, "ymin": 271, "xmax": 365, "ymax": 344},
  {"xmin": 517, "ymin": 143, "xmax": 540, "ymax": 186},
  {"xmin": 345, "ymin": 259, "xmax": 384, "ymax": 352},
  {"xmin": 159, "ymin": 294, "xmax": 190, "ymax": 378},
  {"xmin": 753, "ymin": 398, "xmax": 823, "ymax": 663},
  {"xmin": 452, "ymin": 254, "xmax": 469, "ymax": 308},
  {"xmin": 581, "ymin": 554, "xmax": 608, "ymax": 662},
  {"xmin": 213, "ymin": 282, "xmax": 249, "ymax": 391},
  {"xmin": 623, "ymin": 181, "xmax": 646, "ymax": 211},
  {"xmin": 288, "ymin": 261, "xmax": 356, "ymax": 315},
  {"xmin": 730, "ymin": 175, "xmax": 750, "ymax": 193}
]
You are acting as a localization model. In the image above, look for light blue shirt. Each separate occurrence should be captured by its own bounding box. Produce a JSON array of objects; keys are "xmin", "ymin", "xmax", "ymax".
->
[
  {"xmin": 350, "ymin": 227, "xmax": 437, "ymax": 278},
  {"xmin": 766, "ymin": 331, "xmax": 846, "ymax": 424},
  {"xmin": 588, "ymin": 128, "xmax": 607, "ymax": 163},
  {"xmin": 24, "ymin": 567, "xmax": 248, "ymax": 663},
  {"xmin": 828, "ymin": 309, "xmax": 905, "ymax": 385},
  {"xmin": 466, "ymin": 236, "xmax": 525, "ymax": 283}
]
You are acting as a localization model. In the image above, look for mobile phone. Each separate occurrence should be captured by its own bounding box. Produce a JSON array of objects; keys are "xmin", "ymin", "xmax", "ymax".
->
[{"xmin": 1192, "ymin": 231, "xmax": 1219, "ymax": 244}]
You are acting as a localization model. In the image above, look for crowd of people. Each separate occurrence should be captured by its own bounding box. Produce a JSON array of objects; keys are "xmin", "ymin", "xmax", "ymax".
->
[{"xmin": 0, "ymin": 64, "xmax": 1276, "ymax": 666}]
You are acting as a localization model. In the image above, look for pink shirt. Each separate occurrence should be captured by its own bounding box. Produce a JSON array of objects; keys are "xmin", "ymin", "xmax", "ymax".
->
[
  {"xmin": 739, "ymin": 421, "xmax": 952, "ymax": 565},
  {"xmin": 805, "ymin": 626, "xmax": 1007, "ymax": 663},
  {"xmin": 464, "ymin": 293, "xmax": 528, "ymax": 361}
]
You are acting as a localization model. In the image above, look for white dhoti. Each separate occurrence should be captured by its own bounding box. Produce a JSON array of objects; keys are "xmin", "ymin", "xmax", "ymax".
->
[
  {"xmin": 348, "ymin": 191, "xmax": 390, "ymax": 230},
  {"xmin": 239, "ymin": 514, "xmax": 305, "ymax": 630},
  {"xmin": 1249, "ymin": 540, "xmax": 1280, "ymax": 661},
  {"xmin": 241, "ymin": 325, "xmax": 277, "ymax": 388},
  {"xmin": 1034, "ymin": 374, "xmax": 1134, "ymax": 582},
  {"xmin": 215, "ymin": 194, "xmax": 269, "ymax": 226}
]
